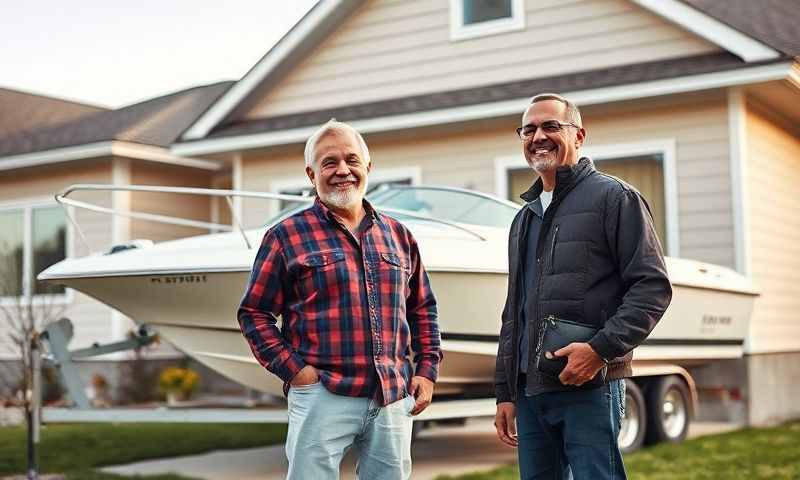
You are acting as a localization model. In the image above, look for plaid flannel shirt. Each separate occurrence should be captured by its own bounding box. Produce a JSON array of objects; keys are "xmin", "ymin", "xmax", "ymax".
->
[{"xmin": 237, "ymin": 198, "xmax": 441, "ymax": 406}]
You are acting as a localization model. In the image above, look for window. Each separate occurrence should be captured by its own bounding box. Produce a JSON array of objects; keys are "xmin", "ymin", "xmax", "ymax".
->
[
  {"xmin": 0, "ymin": 211, "xmax": 24, "ymax": 296},
  {"xmin": 451, "ymin": 0, "xmax": 525, "ymax": 41},
  {"xmin": 0, "ymin": 204, "xmax": 68, "ymax": 299},
  {"xmin": 464, "ymin": 0, "xmax": 513, "ymax": 24}
]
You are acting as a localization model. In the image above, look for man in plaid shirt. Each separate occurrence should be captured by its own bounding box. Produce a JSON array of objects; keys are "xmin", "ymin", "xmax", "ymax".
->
[{"xmin": 238, "ymin": 119, "xmax": 441, "ymax": 480}]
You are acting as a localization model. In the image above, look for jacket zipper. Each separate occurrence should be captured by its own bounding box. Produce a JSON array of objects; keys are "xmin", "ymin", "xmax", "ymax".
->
[
  {"xmin": 535, "ymin": 314, "xmax": 557, "ymax": 357},
  {"xmin": 548, "ymin": 224, "xmax": 559, "ymax": 274}
]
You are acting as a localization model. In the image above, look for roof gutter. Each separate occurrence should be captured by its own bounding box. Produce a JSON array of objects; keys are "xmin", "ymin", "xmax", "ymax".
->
[
  {"xmin": 171, "ymin": 60, "xmax": 795, "ymax": 157},
  {"xmin": 0, "ymin": 141, "xmax": 223, "ymax": 172}
]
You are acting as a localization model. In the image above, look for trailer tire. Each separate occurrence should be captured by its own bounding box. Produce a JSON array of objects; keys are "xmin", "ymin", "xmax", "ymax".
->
[
  {"xmin": 618, "ymin": 380, "xmax": 646, "ymax": 454},
  {"xmin": 645, "ymin": 375, "xmax": 690, "ymax": 445}
]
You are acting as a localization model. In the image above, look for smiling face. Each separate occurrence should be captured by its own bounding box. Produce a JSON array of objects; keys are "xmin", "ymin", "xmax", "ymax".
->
[
  {"xmin": 521, "ymin": 99, "xmax": 585, "ymax": 174},
  {"xmin": 305, "ymin": 129, "xmax": 370, "ymax": 211}
]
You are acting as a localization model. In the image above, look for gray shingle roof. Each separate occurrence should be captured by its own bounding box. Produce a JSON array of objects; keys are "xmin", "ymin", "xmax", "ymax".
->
[
  {"xmin": 205, "ymin": 52, "xmax": 768, "ymax": 139},
  {"xmin": 0, "ymin": 81, "xmax": 234, "ymax": 158},
  {"xmin": 683, "ymin": 0, "xmax": 800, "ymax": 57},
  {"xmin": 0, "ymin": 88, "xmax": 107, "ymax": 138}
]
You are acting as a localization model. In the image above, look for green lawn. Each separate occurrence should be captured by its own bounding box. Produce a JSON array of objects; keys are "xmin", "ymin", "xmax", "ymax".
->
[
  {"xmin": 436, "ymin": 421, "xmax": 800, "ymax": 480},
  {"xmin": 0, "ymin": 423, "xmax": 287, "ymax": 480}
]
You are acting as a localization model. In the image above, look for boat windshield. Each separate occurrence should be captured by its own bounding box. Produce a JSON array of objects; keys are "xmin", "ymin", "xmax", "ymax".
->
[{"xmin": 264, "ymin": 185, "xmax": 519, "ymax": 229}]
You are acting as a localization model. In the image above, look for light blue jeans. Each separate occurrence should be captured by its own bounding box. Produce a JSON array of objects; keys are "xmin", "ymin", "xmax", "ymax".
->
[{"xmin": 285, "ymin": 382, "xmax": 415, "ymax": 480}]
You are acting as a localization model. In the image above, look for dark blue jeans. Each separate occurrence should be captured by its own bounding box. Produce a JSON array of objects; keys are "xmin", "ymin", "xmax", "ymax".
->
[{"xmin": 516, "ymin": 379, "xmax": 627, "ymax": 480}]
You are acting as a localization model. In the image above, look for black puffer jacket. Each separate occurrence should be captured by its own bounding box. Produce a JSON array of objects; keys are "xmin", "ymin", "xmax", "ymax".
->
[{"xmin": 495, "ymin": 158, "xmax": 672, "ymax": 403}]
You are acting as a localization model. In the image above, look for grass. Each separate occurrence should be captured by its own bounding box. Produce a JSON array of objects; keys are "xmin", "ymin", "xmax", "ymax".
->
[
  {"xmin": 0, "ymin": 422, "xmax": 287, "ymax": 479},
  {"xmin": 436, "ymin": 421, "xmax": 800, "ymax": 480}
]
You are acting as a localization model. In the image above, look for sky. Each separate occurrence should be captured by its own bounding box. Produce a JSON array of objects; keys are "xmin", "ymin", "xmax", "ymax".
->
[{"xmin": 1, "ymin": 1, "xmax": 318, "ymax": 108}]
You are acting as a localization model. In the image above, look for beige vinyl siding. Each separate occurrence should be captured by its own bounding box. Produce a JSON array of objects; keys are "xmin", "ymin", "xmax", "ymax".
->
[
  {"xmin": 241, "ymin": 93, "xmax": 733, "ymax": 268},
  {"xmin": 0, "ymin": 161, "xmax": 117, "ymax": 355},
  {"xmin": 745, "ymin": 104, "xmax": 800, "ymax": 353},
  {"xmin": 245, "ymin": 0, "xmax": 720, "ymax": 119},
  {"xmin": 130, "ymin": 163, "xmax": 213, "ymax": 242}
]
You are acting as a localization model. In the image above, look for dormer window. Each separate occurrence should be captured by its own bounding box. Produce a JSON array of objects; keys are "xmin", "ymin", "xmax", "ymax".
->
[{"xmin": 450, "ymin": 0, "xmax": 525, "ymax": 41}]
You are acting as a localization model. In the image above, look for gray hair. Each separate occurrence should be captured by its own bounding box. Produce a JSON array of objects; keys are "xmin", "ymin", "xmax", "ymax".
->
[
  {"xmin": 530, "ymin": 93, "xmax": 582, "ymax": 126},
  {"xmin": 303, "ymin": 119, "xmax": 371, "ymax": 168}
]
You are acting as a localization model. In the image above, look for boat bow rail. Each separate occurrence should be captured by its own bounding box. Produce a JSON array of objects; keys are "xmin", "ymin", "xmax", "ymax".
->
[
  {"xmin": 55, "ymin": 183, "xmax": 314, "ymax": 251},
  {"xmin": 55, "ymin": 184, "xmax": 495, "ymax": 254}
]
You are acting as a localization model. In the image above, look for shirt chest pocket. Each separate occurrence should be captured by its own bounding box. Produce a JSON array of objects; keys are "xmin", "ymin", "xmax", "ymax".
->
[
  {"xmin": 377, "ymin": 252, "xmax": 411, "ymax": 298},
  {"xmin": 293, "ymin": 250, "xmax": 347, "ymax": 302},
  {"xmin": 379, "ymin": 252, "xmax": 410, "ymax": 272}
]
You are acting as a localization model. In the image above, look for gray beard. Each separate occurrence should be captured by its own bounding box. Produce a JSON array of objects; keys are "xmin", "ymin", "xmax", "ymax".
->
[
  {"xmin": 530, "ymin": 154, "xmax": 557, "ymax": 173},
  {"xmin": 319, "ymin": 178, "xmax": 368, "ymax": 210}
]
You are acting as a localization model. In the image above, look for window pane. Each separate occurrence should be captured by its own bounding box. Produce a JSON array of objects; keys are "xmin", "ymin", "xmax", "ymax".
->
[
  {"xmin": 596, "ymin": 154, "xmax": 667, "ymax": 251},
  {"xmin": 463, "ymin": 0, "xmax": 513, "ymax": 24},
  {"xmin": 370, "ymin": 188, "xmax": 518, "ymax": 228},
  {"xmin": 32, "ymin": 206, "xmax": 67, "ymax": 295},
  {"xmin": 507, "ymin": 167, "xmax": 539, "ymax": 205},
  {"xmin": 278, "ymin": 187, "xmax": 315, "ymax": 212},
  {"xmin": 0, "ymin": 210, "xmax": 24, "ymax": 296}
]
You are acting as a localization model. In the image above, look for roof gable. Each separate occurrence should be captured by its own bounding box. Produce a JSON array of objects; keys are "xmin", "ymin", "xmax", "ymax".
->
[{"xmin": 180, "ymin": 0, "xmax": 790, "ymax": 142}]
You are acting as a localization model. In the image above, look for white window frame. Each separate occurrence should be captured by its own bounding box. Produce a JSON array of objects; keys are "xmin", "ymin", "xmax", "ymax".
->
[
  {"xmin": 267, "ymin": 166, "xmax": 423, "ymax": 217},
  {"xmin": 493, "ymin": 139, "xmax": 680, "ymax": 257},
  {"xmin": 450, "ymin": 0, "xmax": 526, "ymax": 41},
  {"xmin": 0, "ymin": 197, "xmax": 75, "ymax": 306}
]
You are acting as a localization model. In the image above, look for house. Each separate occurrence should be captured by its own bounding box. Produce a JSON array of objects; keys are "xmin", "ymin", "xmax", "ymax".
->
[
  {"xmin": 0, "ymin": 82, "xmax": 235, "ymax": 397},
  {"xmin": 169, "ymin": 0, "xmax": 800, "ymax": 426}
]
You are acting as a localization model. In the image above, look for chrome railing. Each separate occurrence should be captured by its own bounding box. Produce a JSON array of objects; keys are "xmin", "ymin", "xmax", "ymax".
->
[{"xmin": 56, "ymin": 184, "xmax": 488, "ymax": 252}]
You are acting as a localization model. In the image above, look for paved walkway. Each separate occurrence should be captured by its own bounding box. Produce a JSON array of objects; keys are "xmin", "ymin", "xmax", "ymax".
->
[{"xmin": 102, "ymin": 419, "xmax": 740, "ymax": 480}]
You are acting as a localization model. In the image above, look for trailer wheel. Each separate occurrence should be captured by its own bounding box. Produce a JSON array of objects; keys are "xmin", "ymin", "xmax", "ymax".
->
[
  {"xmin": 618, "ymin": 380, "xmax": 647, "ymax": 454},
  {"xmin": 645, "ymin": 375, "xmax": 690, "ymax": 445}
]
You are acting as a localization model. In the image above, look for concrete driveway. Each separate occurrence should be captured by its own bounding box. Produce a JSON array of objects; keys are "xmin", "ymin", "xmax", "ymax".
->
[
  {"xmin": 102, "ymin": 418, "xmax": 515, "ymax": 480},
  {"xmin": 102, "ymin": 419, "xmax": 738, "ymax": 480}
]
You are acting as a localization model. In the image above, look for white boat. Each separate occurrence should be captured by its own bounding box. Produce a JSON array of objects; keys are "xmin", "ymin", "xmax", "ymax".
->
[{"xmin": 39, "ymin": 184, "xmax": 758, "ymax": 398}]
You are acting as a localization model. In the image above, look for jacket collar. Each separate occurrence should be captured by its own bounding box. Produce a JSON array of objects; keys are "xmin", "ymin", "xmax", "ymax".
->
[{"xmin": 520, "ymin": 157, "xmax": 594, "ymax": 203}]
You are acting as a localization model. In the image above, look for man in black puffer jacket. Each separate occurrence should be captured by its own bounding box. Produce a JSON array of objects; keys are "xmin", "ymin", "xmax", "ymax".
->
[{"xmin": 494, "ymin": 93, "xmax": 672, "ymax": 480}]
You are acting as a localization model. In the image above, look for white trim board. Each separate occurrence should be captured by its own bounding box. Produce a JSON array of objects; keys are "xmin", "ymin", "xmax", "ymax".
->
[
  {"xmin": 493, "ymin": 139, "xmax": 680, "ymax": 257},
  {"xmin": 0, "ymin": 141, "xmax": 223, "ymax": 172},
  {"xmin": 110, "ymin": 158, "xmax": 132, "ymax": 347},
  {"xmin": 181, "ymin": 0, "xmax": 361, "ymax": 141},
  {"xmin": 172, "ymin": 62, "xmax": 794, "ymax": 158},
  {"xmin": 630, "ymin": 0, "xmax": 779, "ymax": 63},
  {"xmin": 727, "ymin": 88, "xmax": 751, "ymax": 277}
]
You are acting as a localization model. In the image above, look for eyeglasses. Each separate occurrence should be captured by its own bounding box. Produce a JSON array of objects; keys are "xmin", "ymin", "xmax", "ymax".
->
[{"xmin": 516, "ymin": 120, "xmax": 580, "ymax": 140}]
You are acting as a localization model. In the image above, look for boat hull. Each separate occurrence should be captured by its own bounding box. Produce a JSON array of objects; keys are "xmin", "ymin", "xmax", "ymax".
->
[
  {"xmin": 62, "ymin": 269, "xmax": 505, "ymax": 395},
  {"xmin": 58, "ymin": 258, "xmax": 755, "ymax": 397}
]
